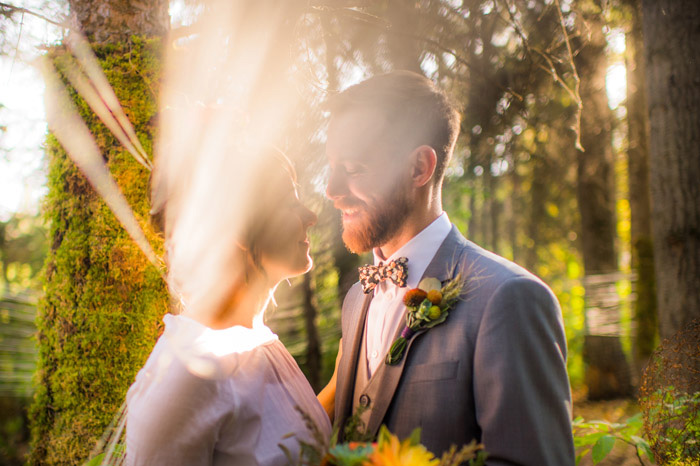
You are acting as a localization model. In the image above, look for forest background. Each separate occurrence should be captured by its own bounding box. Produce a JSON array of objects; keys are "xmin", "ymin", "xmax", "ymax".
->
[{"xmin": 0, "ymin": 0, "xmax": 698, "ymax": 465}]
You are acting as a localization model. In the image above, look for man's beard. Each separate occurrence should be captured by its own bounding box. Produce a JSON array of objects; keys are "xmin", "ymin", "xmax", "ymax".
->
[{"xmin": 340, "ymin": 189, "xmax": 412, "ymax": 254}]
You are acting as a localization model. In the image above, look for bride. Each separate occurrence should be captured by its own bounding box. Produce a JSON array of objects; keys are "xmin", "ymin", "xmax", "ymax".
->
[{"xmin": 126, "ymin": 144, "xmax": 333, "ymax": 465}]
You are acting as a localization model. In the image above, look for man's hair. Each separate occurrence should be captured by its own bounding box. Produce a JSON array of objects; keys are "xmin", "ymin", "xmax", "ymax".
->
[{"xmin": 329, "ymin": 70, "xmax": 461, "ymax": 184}]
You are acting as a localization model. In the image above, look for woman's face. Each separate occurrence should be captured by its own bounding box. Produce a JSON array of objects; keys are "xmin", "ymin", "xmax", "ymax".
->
[{"xmin": 256, "ymin": 176, "xmax": 317, "ymax": 283}]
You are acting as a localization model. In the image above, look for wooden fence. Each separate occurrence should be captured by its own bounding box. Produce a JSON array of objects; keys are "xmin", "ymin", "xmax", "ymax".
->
[{"xmin": 0, "ymin": 292, "xmax": 38, "ymax": 397}]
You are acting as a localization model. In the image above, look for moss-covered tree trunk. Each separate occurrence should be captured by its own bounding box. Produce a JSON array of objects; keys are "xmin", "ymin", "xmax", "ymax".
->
[{"xmin": 29, "ymin": 9, "xmax": 169, "ymax": 464}]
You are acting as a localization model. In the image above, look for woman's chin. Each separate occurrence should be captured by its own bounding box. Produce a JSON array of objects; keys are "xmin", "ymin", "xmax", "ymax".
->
[
  {"xmin": 294, "ymin": 256, "xmax": 313, "ymax": 276},
  {"xmin": 275, "ymin": 257, "xmax": 313, "ymax": 282},
  {"xmin": 302, "ymin": 256, "xmax": 313, "ymax": 274}
]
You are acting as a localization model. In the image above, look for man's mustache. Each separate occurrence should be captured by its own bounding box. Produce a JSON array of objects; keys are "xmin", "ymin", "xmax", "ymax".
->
[{"xmin": 333, "ymin": 199, "xmax": 366, "ymax": 211}]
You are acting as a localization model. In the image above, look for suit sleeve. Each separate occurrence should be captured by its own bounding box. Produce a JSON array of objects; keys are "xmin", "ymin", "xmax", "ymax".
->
[{"xmin": 473, "ymin": 276, "xmax": 575, "ymax": 466}]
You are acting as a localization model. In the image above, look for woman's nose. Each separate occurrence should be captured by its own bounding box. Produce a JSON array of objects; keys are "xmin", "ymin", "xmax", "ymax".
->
[{"xmin": 304, "ymin": 206, "xmax": 317, "ymax": 228}]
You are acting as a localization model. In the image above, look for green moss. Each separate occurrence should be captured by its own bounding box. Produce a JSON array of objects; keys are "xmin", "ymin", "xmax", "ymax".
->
[
  {"xmin": 633, "ymin": 236, "xmax": 658, "ymax": 362},
  {"xmin": 29, "ymin": 38, "xmax": 169, "ymax": 465}
]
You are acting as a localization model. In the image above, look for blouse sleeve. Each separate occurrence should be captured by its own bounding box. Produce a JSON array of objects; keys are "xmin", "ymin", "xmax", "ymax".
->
[{"xmin": 126, "ymin": 345, "xmax": 235, "ymax": 466}]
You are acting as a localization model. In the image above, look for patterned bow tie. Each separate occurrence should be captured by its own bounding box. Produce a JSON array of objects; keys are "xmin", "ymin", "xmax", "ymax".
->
[{"xmin": 359, "ymin": 257, "xmax": 409, "ymax": 294}]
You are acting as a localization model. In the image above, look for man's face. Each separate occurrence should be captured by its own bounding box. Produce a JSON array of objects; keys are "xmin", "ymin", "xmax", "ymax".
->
[{"xmin": 325, "ymin": 107, "xmax": 413, "ymax": 254}]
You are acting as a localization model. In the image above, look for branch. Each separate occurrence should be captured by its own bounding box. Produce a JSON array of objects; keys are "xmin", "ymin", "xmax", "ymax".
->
[
  {"xmin": 327, "ymin": 6, "xmax": 524, "ymax": 102},
  {"xmin": 0, "ymin": 1, "xmax": 70, "ymax": 29},
  {"xmin": 554, "ymin": 0, "xmax": 583, "ymax": 151},
  {"xmin": 494, "ymin": 0, "xmax": 583, "ymax": 151}
]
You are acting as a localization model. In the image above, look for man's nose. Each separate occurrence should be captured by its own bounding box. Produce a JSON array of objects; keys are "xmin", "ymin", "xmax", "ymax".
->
[{"xmin": 325, "ymin": 168, "xmax": 346, "ymax": 201}]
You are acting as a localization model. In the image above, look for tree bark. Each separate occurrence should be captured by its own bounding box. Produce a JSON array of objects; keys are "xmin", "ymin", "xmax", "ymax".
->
[
  {"xmin": 574, "ymin": 7, "xmax": 632, "ymax": 399},
  {"xmin": 641, "ymin": 0, "xmax": 700, "ymax": 340},
  {"xmin": 508, "ymin": 159, "xmax": 520, "ymax": 262},
  {"xmin": 301, "ymin": 273, "xmax": 322, "ymax": 392},
  {"xmin": 481, "ymin": 159, "xmax": 492, "ymax": 251},
  {"xmin": 525, "ymin": 152, "xmax": 547, "ymax": 273},
  {"xmin": 385, "ymin": 0, "xmax": 422, "ymax": 73},
  {"xmin": 69, "ymin": 0, "xmax": 169, "ymax": 43},
  {"xmin": 624, "ymin": 0, "xmax": 657, "ymax": 373}
]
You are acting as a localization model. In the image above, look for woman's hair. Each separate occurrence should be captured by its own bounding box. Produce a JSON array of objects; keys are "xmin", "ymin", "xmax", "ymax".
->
[
  {"xmin": 240, "ymin": 147, "xmax": 297, "ymax": 273},
  {"xmin": 152, "ymin": 130, "xmax": 298, "ymax": 316}
]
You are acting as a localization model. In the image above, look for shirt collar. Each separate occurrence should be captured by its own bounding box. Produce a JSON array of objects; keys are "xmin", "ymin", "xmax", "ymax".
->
[{"xmin": 372, "ymin": 212, "xmax": 452, "ymax": 289}]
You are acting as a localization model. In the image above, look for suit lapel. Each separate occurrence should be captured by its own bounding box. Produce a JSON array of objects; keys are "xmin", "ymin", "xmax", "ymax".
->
[
  {"xmin": 336, "ymin": 290, "xmax": 373, "ymax": 428},
  {"xmin": 364, "ymin": 226, "xmax": 465, "ymax": 435}
]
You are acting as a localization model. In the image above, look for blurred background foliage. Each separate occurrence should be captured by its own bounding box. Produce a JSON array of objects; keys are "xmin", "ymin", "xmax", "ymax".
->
[{"xmin": 2, "ymin": 0, "xmax": 697, "ymax": 464}]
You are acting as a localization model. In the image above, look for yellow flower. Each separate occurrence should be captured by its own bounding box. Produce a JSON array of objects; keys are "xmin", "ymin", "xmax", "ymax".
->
[
  {"xmin": 428, "ymin": 305, "xmax": 442, "ymax": 320},
  {"xmin": 364, "ymin": 434, "xmax": 439, "ymax": 466}
]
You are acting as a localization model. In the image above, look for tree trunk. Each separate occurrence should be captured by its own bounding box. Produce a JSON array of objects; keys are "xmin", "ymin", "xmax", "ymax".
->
[
  {"xmin": 29, "ymin": 2, "xmax": 169, "ymax": 464},
  {"xmin": 508, "ymin": 159, "xmax": 520, "ymax": 262},
  {"xmin": 301, "ymin": 273, "xmax": 322, "ymax": 392},
  {"xmin": 641, "ymin": 0, "xmax": 700, "ymax": 341},
  {"xmin": 481, "ymin": 160, "xmax": 492, "ymax": 251},
  {"xmin": 624, "ymin": 0, "xmax": 657, "ymax": 373},
  {"xmin": 466, "ymin": 178, "xmax": 478, "ymax": 243},
  {"xmin": 69, "ymin": 0, "xmax": 168, "ymax": 43},
  {"xmin": 574, "ymin": 8, "xmax": 633, "ymax": 399},
  {"xmin": 490, "ymin": 172, "xmax": 501, "ymax": 256},
  {"xmin": 385, "ymin": 0, "xmax": 422, "ymax": 73},
  {"xmin": 525, "ymin": 152, "xmax": 547, "ymax": 273}
]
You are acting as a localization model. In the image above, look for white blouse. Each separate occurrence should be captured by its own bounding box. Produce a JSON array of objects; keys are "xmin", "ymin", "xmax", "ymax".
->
[{"xmin": 126, "ymin": 314, "xmax": 331, "ymax": 466}]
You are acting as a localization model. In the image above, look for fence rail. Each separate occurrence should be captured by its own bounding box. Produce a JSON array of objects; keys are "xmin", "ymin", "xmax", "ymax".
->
[{"xmin": 0, "ymin": 292, "xmax": 39, "ymax": 397}]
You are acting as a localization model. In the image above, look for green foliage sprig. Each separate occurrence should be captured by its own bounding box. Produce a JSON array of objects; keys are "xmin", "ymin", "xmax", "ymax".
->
[{"xmin": 573, "ymin": 413, "xmax": 654, "ymax": 465}]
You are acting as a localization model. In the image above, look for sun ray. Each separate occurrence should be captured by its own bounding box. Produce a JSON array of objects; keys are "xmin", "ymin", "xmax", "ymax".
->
[
  {"xmin": 41, "ymin": 57, "xmax": 163, "ymax": 275},
  {"xmin": 65, "ymin": 32, "xmax": 153, "ymax": 170}
]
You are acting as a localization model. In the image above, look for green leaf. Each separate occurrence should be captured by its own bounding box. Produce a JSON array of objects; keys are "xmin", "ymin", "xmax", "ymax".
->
[
  {"xmin": 631, "ymin": 436, "xmax": 654, "ymax": 461},
  {"xmin": 329, "ymin": 427, "xmax": 339, "ymax": 447},
  {"xmin": 626, "ymin": 413, "xmax": 643, "ymax": 426},
  {"xmin": 408, "ymin": 427, "xmax": 422, "ymax": 446},
  {"xmin": 328, "ymin": 442, "xmax": 375, "ymax": 466},
  {"xmin": 591, "ymin": 435, "xmax": 615, "ymax": 464},
  {"xmin": 588, "ymin": 420, "xmax": 612, "ymax": 431},
  {"xmin": 83, "ymin": 454, "xmax": 104, "ymax": 466},
  {"xmin": 385, "ymin": 337, "xmax": 408, "ymax": 365},
  {"xmin": 377, "ymin": 425, "xmax": 392, "ymax": 447},
  {"xmin": 574, "ymin": 431, "xmax": 606, "ymax": 447}
]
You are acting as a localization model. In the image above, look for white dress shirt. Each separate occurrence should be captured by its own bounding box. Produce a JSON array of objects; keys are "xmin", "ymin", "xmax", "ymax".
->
[{"xmin": 364, "ymin": 212, "xmax": 452, "ymax": 377}]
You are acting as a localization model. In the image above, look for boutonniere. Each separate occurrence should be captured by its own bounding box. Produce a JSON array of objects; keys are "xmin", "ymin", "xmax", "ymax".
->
[{"xmin": 385, "ymin": 274, "xmax": 463, "ymax": 365}]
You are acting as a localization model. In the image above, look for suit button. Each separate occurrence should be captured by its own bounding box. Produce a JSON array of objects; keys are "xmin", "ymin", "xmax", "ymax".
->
[{"xmin": 359, "ymin": 394, "xmax": 370, "ymax": 407}]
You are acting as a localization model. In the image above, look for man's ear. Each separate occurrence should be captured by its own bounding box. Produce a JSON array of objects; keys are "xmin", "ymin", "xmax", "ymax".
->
[{"xmin": 410, "ymin": 145, "xmax": 438, "ymax": 187}]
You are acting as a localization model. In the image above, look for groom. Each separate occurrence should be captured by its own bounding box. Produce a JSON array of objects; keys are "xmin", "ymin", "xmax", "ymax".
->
[{"xmin": 325, "ymin": 71, "xmax": 575, "ymax": 465}]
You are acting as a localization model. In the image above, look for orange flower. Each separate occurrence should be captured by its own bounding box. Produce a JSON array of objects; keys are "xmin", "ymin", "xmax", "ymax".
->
[
  {"xmin": 364, "ymin": 435, "xmax": 438, "ymax": 466},
  {"xmin": 403, "ymin": 288, "xmax": 428, "ymax": 307},
  {"xmin": 426, "ymin": 290, "xmax": 442, "ymax": 305}
]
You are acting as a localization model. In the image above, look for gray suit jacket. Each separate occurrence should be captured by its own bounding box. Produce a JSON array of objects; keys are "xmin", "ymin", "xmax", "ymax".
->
[{"xmin": 334, "ymin": 226, "xmax": 575, "ymax": 465}]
